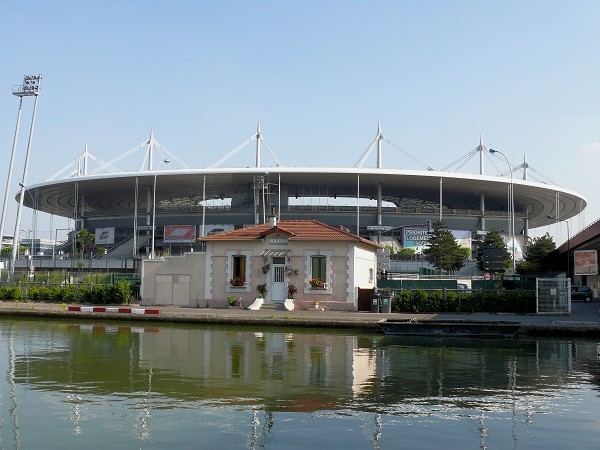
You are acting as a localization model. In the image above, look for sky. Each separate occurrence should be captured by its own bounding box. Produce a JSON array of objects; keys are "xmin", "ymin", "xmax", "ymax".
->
[{"xmin": 1, "ymin": 0, "xmax": 599, "ymax": 245}]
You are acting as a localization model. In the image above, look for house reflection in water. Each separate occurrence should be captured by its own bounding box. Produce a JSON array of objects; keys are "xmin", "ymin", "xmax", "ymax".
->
[{"xmin": 3, "ymin": 321, "xmax": 600, "ymax": 446}]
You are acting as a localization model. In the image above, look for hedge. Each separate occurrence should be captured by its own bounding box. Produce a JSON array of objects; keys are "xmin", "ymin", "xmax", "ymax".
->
[
  {"xmin": 0, "ymin": 286, "xmax": 23, "ymax": 300},
  {"xmin": 392, "ymin": 289, "xmax": 536, "ymax": 314},
  {"xmin": 3, "ymin": 281, "xmax": 133, "ymax": 305}
]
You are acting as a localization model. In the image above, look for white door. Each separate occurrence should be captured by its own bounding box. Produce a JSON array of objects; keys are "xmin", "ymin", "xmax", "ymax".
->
[{"xmin": 271, "ymin": 257, "xmax": 287, "ymax": 301}]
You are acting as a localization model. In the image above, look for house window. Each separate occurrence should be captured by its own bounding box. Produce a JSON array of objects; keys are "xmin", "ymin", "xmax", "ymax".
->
[
  {"xmin": 232, "ymin": 255, "xmax": 246, "ymax": 282},
  {"xmin": 311, "ymin": 255, "xmax": 327, "ymax": 283}
]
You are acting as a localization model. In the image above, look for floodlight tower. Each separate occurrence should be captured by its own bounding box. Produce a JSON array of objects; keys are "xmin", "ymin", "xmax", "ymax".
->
[
  {"xmin": 0, "ymin": 77, "xmax": 35, "ymax": 256},
  {"xmin": 9, "ymin": 75, "xmax": 42, "ymax": 277}
]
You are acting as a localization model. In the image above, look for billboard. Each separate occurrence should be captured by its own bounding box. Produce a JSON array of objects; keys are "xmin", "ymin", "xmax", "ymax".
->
[
  {"xmin": 402, "ymin": 226, "xmax": 430, "ymax": 252},
  {"xmin": 202, "ymin": 224, "xmax": 235, "ymax": 237},
  {"xmin": 95, "ymin": 227, "xmax": 115, "ymax": 245},
  {"xmin": 164, "ymin": 225, "xmax": 196, "ymax": 243},
  {"xmin": 402, "ymin": 226, "xmax": 471, "ymax": 253},
  {"xmin": 574, "ymin": 250, "xmax": 598, "ymax": 276}
]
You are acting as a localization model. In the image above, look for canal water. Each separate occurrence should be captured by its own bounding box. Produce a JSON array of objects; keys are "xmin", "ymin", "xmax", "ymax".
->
[{"xmin": 0, "ymin": 319, "xmax": 599, "ymax": 449}]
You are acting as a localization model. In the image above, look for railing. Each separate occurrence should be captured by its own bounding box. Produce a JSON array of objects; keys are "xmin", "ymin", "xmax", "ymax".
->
[{"xmin": 80, "ymin": 203, "xmax": 525, "ymax": 218}]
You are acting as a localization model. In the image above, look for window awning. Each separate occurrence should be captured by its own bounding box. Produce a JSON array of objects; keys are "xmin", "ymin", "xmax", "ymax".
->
[{"xmin": 260, "ymin": 249, "xmax": 290, "ymax": 257}]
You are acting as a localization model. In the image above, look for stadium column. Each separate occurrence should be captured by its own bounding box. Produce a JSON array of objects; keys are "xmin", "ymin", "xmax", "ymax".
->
[
  {"xmin": 146, "ymin": 185, "xmax": 152, "ymax": 257},
  {"xmin": 479, "ymin": 134, "xmax": 486, "ymax": 231},
  {"xmin": 523, "ymin": 204, "xmax": 532, "ymax": 242},
  {"xmin": 133, "ymin": 176, "xmax": 139, "ymax": 257},
  {"xmin": 376, "ymin": 183, "xmax": 382, "ymax": 226},
  {"xmin": 80, "ymin": 193, "xmax": 85, "ymax": 232},
  {"xmin": 480, "ymin": 193, "xmax": 486, "ymax": 231}
]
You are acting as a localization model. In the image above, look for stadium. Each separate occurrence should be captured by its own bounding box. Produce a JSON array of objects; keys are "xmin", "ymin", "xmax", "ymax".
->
[{"xmin": 12, "ymin": 126, "xmax": 587, "ymax": 267}]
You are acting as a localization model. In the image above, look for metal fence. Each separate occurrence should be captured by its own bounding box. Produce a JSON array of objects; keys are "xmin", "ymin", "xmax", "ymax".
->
[{"xmin": 536, "ymin": 278, "xmax": 570, "ymax": 315}]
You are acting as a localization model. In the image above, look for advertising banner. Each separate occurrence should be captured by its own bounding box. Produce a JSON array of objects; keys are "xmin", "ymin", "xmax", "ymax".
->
[
  {"xmin": 95, "ymin": 227, "xmax": 115, "ymax": 245},
  {"xmin": 402, "ymin": 226, "xmax": 471, "ymax": 253},
  {"xmin": 574, "ymin": 250, "xmax": 598, "ymax": 276},
  {"xmin": 203, "ymin": 224, "xmax": 235, "ymax": 237},
  {"xmin": 402, "ymin": 226, "xmax": 430, "ymax": 252},
  {"xmin": 164, "ymin": 225, "xmax": 196, "ymax": 243}
]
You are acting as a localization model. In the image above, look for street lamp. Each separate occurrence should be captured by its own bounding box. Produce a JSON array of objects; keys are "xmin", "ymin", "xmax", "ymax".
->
[
  {"xmin": 151, "ymin": 159, "xmax": 170, "ymax": 259},
  {"xmin": 489, "ymin": 148, "xmax": 516, "ymax": 273}
]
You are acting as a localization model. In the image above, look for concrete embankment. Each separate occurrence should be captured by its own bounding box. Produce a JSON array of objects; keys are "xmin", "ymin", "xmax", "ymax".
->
[{"xmin": 0, "ymin": 301, "xmax": 599, "ymax": 337}]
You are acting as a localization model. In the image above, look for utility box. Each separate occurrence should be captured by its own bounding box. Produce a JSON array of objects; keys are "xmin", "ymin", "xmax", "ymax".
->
[
  {"xmin": 380, "ymin": 293, "xmax": 392, "ymax": 313},
  {"xmin": 371, "ymin": 288, "xmax": 380, "ymax": 313}
]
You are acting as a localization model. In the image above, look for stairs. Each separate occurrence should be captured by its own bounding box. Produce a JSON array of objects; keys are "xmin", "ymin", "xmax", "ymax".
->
[{"xmin": 258, "ymin": 301, "xmax": 286, "ymax": 311}]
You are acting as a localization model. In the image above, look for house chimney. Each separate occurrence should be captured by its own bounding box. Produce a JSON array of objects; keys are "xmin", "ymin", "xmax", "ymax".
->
[{"xmin": 268, "ymin": 204, "xmax": 277, "ymax": 228}]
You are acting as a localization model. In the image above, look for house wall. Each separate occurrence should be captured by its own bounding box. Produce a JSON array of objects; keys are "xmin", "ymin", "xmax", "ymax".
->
[
  {"xmin": 208, "ymin": 246, "xmax": 264, "ymax": 307},
  {"xmin": 353, "ymin": 245, "xmax": 377, "ymax": 289},
  {"xmin": 141, "ymin": 253, "xmax": 206, "ymax": 307},
  {"xmin": 141, "ymin": 237, "xmax": 378, "ymax": 311}
]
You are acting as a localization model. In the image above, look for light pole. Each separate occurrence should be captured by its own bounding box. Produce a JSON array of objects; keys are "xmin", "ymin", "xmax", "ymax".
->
[
  {"xmin": 0, "ymin": 91, "xmax": 25, "ymax": 257},
  {"xmin": 18, "ymin": 183, "xmax": 37, "ymax": 254},
  {"xmin": 9, "ymin": 75, "xmax": 42, "ymax": 278},
  {"xmin": 489, "ymin": 148, "xmax": 516, "ymax": 273},
  {"xmin": 151, "ymin": 159, "xmax": 170, "ymax": 259}
]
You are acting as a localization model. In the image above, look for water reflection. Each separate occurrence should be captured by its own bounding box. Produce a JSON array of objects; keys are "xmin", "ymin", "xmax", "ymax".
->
[{"xmin": 0, "ymin": 320, "xmax": 599, "ymax": 449}]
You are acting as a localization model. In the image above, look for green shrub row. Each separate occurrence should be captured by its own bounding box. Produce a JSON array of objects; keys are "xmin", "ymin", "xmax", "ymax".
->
[
  {"xmin": 392, "ymin": 289, "xmax": 536, "ymax": 314},
  {"xmin": 28, "ymin": 285, "xmax": 78, "ymax": 302},
  {"xmin": 0, "ymin": 286, "xmax": 23, "ymax": 300},
  {"xmin": 78, "ymin": 281, "xmax": 133, "ymax": 305},
  {"xmin": 9, "ymin": 281, "xmax": 133, "ymax": 305}
]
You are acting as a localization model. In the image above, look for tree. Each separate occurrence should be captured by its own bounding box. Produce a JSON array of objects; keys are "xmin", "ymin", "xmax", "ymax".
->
[
  {"xmin": 476, "ymin": 229, "xmax": 511, "ymax": 273},
  {"xmin": 1, "ymin": 246, "xmax": 26, "ymax": 258},
  {"xmin": 396, "ymin": 247, "xmax": 416, "ymax": 259},
  {"xmin": 76, "ymin": 229, "xmax": 96, "ymax": 257},
  {"xmin": 422, "ymin": 220, "xmax": 466, "ymax": 273},
  {"xmin": 517, "ymin": 233, "xmax": 557, "ymax": 274},
  {"xmin": 525, "ymin": 233, "xmax": 556, "ymax": 264},
  {"xmin": 454, "ymin": 247, "xmax": 471, "ymax": 272}
]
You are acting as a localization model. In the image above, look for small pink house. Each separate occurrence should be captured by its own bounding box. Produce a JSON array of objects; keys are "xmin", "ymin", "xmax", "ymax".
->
[{"xmin": 141, "ymin": 219, "xmax": 381, "ymax": 310}]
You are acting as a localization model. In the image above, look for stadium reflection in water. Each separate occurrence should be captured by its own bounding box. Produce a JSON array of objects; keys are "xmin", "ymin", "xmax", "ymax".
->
[{"xmin": 0, "ymin": 320, "xmax": 599, "ymax": 449}]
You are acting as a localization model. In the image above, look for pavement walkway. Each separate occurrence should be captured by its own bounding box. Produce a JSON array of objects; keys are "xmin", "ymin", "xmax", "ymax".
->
[{"xmin": 0, "ymin": 300, "xmax": 599, "ymax": 336}]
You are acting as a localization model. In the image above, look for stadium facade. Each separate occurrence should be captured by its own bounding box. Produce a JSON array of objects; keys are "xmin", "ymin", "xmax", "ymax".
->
[{"xmin": 13, "ymin": 129, "xmax": 587, "ymax": 262}]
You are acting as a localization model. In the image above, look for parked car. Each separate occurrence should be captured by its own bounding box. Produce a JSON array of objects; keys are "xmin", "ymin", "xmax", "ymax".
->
[{"xmin": 571, "ymin": 285, "xmax": 593, "ymax": 302}]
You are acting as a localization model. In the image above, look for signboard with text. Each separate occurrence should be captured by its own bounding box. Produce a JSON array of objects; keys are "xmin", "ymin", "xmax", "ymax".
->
[
  {"xmin": 402, "ymin": 226, "xmax": 471, "ymax": 254},
  {"xmin": 402, "ymin": 226, "xmax": 430, "ymax": 252},
  {"xmin": 95, "ymin": 227, "xmax": 115, "ymax": 245},
  {"xmin": 164, "ymin": 225, "xmax": 196, "ymax": 243},
  {"xmin": 574, "ymin": 250, "xmax": 598, "ymax": 276}
]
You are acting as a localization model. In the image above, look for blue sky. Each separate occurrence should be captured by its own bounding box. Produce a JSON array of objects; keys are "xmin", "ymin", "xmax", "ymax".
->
[{"xmin": 1, "ymin": 1, "xmax": 599, "ymax": 244}]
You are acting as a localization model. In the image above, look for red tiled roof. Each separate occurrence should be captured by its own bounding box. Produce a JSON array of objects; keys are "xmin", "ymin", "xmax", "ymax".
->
[{"xmin": 199, "ymin": 220, "xmax": 381, "ymax": 248}]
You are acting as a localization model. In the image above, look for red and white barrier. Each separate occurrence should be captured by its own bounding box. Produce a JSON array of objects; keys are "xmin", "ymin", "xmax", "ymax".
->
[
  {"xmin": 68, "ymin": 324, "xmax": 160, "ymax": 333},
  {"xmin": 67, "ymin": 306, "xmax": 160, "ymax": 315}
]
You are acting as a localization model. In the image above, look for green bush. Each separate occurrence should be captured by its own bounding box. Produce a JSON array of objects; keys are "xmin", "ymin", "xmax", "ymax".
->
[
  {"xmin": 392, "ymin": 289, "xmax": 536, "ymax": 314},
  {"xmin": 0, "ymin": 286, "xmax": 24, "ymax": 300},
  {"xmin": 1, "ymin": 281, "xmax": 133, "ymax": 305},
  {"xmin": 77, "ymin": 281, "xmax": 133, "ymax": 305}
]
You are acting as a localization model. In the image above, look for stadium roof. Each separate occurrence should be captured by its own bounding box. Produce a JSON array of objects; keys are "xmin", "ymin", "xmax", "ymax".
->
[{"xmin": 21, "ymin": 166, "xmax": 585, "ymax": 229}]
